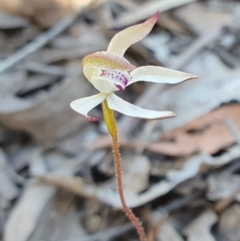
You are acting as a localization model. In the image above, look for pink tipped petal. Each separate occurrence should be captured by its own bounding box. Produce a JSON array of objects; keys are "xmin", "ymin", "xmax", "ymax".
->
[
  {"xmin": 107, "ymin": 11, "xmax": 159, "ymax": 56},
  {"xmin": 107, "ymin": 94, "xmax": 176, "ymax": 120},
  {"xmin": 129, "ymin": 66, "xmax": 199, "ymax": 85},
  {"xmin": 70, "ymin": 93, "xmax": 106, "ymax": 121},
  {"xmin": 82, "ymin": 51, "xmax": 135, "ymax": 72}
]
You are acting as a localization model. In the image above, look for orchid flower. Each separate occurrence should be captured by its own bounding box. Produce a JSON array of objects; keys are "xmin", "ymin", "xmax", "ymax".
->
[
  {"xmin": 70, "ymin": 11, "xmax": 198, "ymax": 241},
  {"xmin": 70, "ymin": 11, "xmax": 198, "ymax": 121}
]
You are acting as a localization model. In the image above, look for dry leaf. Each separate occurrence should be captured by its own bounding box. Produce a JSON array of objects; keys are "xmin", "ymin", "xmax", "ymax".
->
[
  {"xmin": 218, "ymin": 204, "xmax": 240, "ymax": 241},
  {"xmin": 184, "ymin": 210, "xmax": 218, "ymax": 241},
  {"xmin": 207, "ymin": 172, "xmax": 240, "ymax": 201},
  {"xmin": 28, "ymin": 192, "xmax": 86, "ymax": 241},
  {"xmin": 29, "ymin": 148, "xmax": 96, "ymax": 198},
  {"xmin": 39, "ymin": 175, "xmax": 96, "ymax": 198},
  {"xmin": 4, "ymin": 181, "xmax": 56, "ymax": 241},
  {"xmin": 146, "ymin": 104, "xmax": 240, "ymax": 156},
  {"xmin": 123, "ymin": 155, "xmax": 151, "ymax": 194},
  {"xmin": 0, "ymin": 74, "xmax": 91, "ymax": 142},
  {"xmin": 97, "ymin": 145, "xmax": 240, "ymax": 208},
  {"xmin": 158, "ymin": 221, "xmax": 184, "ymax": 241},
  {"xmin": 174, "ymin": 2, "xmax": 231, "ymax": 35}
]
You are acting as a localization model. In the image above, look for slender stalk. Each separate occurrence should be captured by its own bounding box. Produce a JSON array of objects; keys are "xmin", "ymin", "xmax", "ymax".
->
[{"xmin": 102, "ymin": 100, "xmax": 147, "ymax": 241}]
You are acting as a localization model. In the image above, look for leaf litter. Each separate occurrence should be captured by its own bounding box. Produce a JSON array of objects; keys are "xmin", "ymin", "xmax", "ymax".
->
[{"xmin": 1, "ymin": 0, "xmax": 240, "ymax": 241}]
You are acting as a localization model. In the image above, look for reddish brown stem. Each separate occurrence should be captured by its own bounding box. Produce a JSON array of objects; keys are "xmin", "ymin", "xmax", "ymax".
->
[
  {"xmin": 111, "ymin": 134, "xmax": 147, "ymax": 241},
  {"xmin": 102, "ymin": 100, "xmax": 147, "ymax": 241}
]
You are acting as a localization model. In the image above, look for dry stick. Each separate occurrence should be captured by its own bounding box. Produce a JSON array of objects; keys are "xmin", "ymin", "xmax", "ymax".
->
[
  {"xmin": 0, "ymin": 14, "xmax": 78, "ymax": 73},
  {"xmin": 102, "ymin": 100, "xmax": 147, "ymax": 241}
]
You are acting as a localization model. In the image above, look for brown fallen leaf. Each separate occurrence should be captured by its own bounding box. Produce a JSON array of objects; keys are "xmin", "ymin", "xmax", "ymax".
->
[{"xmin": 146, "ymin": 104, "xmax": 240, "ymax": 156}]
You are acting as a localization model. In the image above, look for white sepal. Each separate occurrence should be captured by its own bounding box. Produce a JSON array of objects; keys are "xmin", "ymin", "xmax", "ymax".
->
[
  {"xmin": 107, "ymin": 94, "xmax": 176, "ymax": 120},
  {"xmin": 70, "ymin": 93, "xmax": 106, "ymax": 120}
]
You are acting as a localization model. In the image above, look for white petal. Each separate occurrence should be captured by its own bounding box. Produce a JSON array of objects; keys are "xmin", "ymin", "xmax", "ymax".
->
[
  {"xmin": 129, "ymin": 66, "xmax": 199, "ymax": 85},
  {"xmin": 107, "ymin": 94, "xmax": 176, "ymax": 120},
  {"xmin": 70, "ymin": 93, "xmax": 106, "ymax": 121}
]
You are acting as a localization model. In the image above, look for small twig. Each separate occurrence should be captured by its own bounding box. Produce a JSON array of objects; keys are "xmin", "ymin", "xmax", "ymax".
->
[{"xmin": 0, "ymin": 14, "xmax": 78, "ymax": 73}]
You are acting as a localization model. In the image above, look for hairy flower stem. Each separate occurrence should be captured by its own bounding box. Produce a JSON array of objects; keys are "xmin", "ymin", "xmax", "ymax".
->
[{"xmin": 102, "ymin": 100, "xmax": 147, "ymax": 241}]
